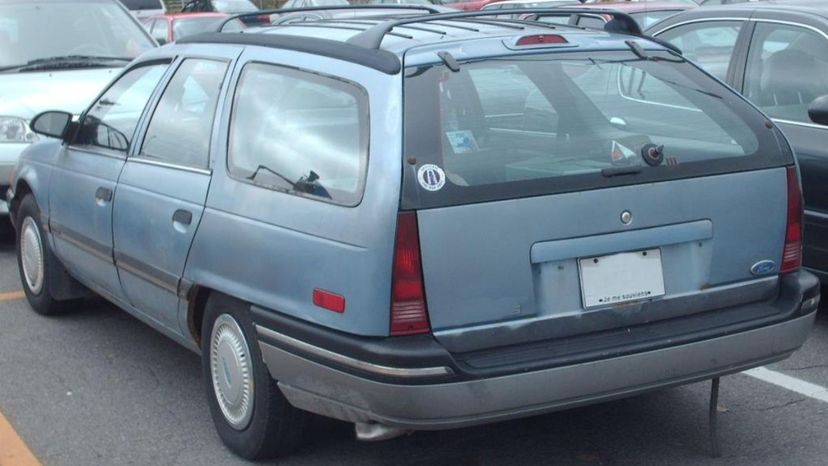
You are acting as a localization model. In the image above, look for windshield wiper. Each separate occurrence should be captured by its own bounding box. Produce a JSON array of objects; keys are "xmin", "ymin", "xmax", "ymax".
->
[
  {"xmin": 247, "ymin": 165, "xmax": 330, "ymax": 198},
  {"xmin": 0, "ymin": 55, "xmax": 132, "ymax": 72}
]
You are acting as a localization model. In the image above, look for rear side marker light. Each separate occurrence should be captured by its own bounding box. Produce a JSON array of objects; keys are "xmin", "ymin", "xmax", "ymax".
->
[
  {"xmin": 516, "ymin": 34, "xmax": 568, "ymax": 46},
  {"xmin": 313, "ymin": 288, "xmax": 346, "ymax": 314},
  {"xmin": 390, "ymin": 212, "xmax": 431, "ymax": 336},
  {"xmin": 781, "ymin": 166, "xmax": 803, "ymax": 274}
]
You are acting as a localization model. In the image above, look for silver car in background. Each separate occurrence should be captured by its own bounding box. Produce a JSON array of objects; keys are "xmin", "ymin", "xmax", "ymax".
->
[{"xmin": 0, "ymin": 0, "xmax": 156, "ymax": 216}]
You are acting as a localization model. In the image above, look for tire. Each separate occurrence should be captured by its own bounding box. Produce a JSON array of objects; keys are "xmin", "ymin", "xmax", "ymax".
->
[
  {"xmin": 201, "ymin": 293, "xmax": 309, "ymax": 460},
  {"xmin": 15, "ymin": 194, "xmax": 77, "ymax": 315}
]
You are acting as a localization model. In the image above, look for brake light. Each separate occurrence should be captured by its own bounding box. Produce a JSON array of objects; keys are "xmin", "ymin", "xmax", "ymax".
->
[
  {"xmin": 781, "ymin": 166, "xmax": 803, "ymax": 274},
  {"xmin": 516, "ymin": 34, "xmax": 568, "ymax": 46},
  {"xmin": 390, "ymin": 212, "xmax": 431, "ymax": 336}
]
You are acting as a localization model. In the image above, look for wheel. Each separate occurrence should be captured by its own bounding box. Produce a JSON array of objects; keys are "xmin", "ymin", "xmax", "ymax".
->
[
  {"xmin": 15, "ymin": 195, "xmax": 77, "ymax": 315},
  {"xmin": 202, "ymin": 293, "xmax": 308, "ymax": 459}
]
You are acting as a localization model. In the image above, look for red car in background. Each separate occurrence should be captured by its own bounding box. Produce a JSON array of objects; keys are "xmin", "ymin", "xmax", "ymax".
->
[
  {"xmin": 142, "ymin": 13, "xmax": 231, "ymax": 44},
  {"xmin": 552, "ymin": 2, "xmax": 695, "ymax": 29}
]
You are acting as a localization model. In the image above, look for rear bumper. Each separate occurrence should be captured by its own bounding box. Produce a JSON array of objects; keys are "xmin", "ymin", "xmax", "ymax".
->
[{"xmin": 254, "ymin": 271, "xmax": 819, "ymax": 430}]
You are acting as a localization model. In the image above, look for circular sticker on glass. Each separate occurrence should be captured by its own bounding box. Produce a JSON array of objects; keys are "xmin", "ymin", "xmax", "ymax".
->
[{"xmin": 417, "ymin": 164, "xmax": 446, "ymax": 192}]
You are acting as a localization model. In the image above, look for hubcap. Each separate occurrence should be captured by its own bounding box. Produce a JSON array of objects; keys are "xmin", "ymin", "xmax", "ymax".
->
[
  {"xmin": 210, "ymin": 314, "xmax": 254, "ymax": 430},
  {"xmin": 20, "ymin": 217, "xmax": 45, "ymax": 295}
]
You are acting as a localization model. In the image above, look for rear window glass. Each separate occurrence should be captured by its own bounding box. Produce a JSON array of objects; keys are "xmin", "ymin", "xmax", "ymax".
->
[
  {"xmin": 228, "ymin": 63, "xmax": 368, "ymax": 206},
  {"xmin": 402, "ymin": 51, "xmax": 788, "ymax": 209}
]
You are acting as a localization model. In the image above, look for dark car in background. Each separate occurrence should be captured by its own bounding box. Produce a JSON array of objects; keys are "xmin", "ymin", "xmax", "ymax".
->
[
  {"xmin": 650, "ymin": 1, "xmax": 828, "ymax": 281},
  {"xmin": 143, "ymin": 13, "xmax": 231, "ymax": 44}
]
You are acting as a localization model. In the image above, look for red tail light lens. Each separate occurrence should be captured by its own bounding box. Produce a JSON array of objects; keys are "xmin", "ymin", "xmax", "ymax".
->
[
  {"xmin": 390, "ymin": 212, "xmax": 431, "ymax": 336},
  {"xmin": 516, "ymin": 34, "xmax": 568, "ymax": 46},
  {"xmin": 781, "ymin": 166, "xmax": 803, "ymax": 274}
]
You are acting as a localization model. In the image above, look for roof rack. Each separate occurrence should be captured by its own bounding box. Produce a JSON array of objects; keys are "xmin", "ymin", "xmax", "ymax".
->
[
  {"xmin": 217, "ymin": 5, "xmax": 444, "ymax": 32},
  {"xmin": 347, "ymin": 8, "xmax": 644, "ymax": 48}
]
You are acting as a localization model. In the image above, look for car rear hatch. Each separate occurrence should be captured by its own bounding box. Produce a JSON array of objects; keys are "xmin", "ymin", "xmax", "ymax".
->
[{"xmin": 402, "ymin": 48, "xmax": 796, "ymax": 356}]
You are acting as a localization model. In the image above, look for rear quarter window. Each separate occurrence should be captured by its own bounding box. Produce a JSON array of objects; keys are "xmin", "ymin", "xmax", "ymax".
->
[{"xmin": 228, "ymin": 63, "xmax": 369, "ymax": 206}]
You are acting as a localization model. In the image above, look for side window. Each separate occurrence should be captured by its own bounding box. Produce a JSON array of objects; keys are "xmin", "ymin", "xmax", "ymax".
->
[
  {"xmin": 228, "ymin": 63, "xmax": 368, "ymax": 206},
  {"xmin": 744, "ymin": 23, "xmax": 828, "ymax": 124},
  {"xmin": 576, "ymin": 16, "xmax": 606, "ymax": 30},
  {"xmin": 140, "ymin": 59, "xmax": 228, "ymax": 169},
  {"xmin": 75, "ymin": 63, "xmax": 168, "ymax": 152},
  {"xmin": 658, "ymin": 21, "xmax": 744, "ymax": 81},
  {"xmin": 151, "ymin": 19, "xmax": 169, "ymax": 43}
]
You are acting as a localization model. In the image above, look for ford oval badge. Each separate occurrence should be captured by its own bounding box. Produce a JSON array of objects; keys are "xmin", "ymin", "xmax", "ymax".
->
[{"xmin": 750, "ymin": 260, "xmax": 777, "ymax": 276}]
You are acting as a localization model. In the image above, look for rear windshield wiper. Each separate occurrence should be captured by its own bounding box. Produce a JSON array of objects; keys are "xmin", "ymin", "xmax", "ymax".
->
[
  {"xmin": 247, "ymin": 165, "xmax": 330, "ymax": 198},
  {"xmin": 0, "ymin": 55, "xmax": 132, "ymax": 72}
]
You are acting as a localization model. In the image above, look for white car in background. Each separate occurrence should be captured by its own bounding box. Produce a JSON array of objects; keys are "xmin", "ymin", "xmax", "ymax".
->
[{"xmin": 0, "ymin": 0, "xmax": 156, "ymax": 215}]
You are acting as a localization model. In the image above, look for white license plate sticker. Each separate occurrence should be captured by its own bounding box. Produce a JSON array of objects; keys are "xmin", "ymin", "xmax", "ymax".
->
[{"xmin": 579, "ymin": 249, "xmax": 665, "ymax": 308}]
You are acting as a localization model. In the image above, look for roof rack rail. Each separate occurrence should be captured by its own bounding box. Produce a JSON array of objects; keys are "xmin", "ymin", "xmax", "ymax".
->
[
  {"xmin": 347, "ymin": 8, "xmax": 644, "ymax": 48},
  {"xmin": 217, "ymin": 5, "xmax": 444, "ymax": 32}
]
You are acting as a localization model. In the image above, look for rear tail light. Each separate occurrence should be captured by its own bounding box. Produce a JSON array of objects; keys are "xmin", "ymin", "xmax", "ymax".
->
[
  {"xmin": 781, "ymin": 166, "xmax": 803, "ymax": 274},
  {"xmin": 390, "ymin": 212, "xmax": 431, "ymax": 336}
]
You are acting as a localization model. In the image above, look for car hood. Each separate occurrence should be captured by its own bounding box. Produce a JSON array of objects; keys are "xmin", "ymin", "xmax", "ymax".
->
[{"xmin": 0, "ymin": 68, "xmax": 121, "ymax": 120}]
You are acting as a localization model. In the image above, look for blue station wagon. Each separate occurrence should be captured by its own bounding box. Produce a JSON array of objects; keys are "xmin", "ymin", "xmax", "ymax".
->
[{"xmin": 6, "ymin": 7, "xmax": 820, "ymax": 460}]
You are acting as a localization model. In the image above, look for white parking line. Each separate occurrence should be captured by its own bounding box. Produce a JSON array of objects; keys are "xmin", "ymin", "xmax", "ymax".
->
[{"xmin": 743, "ymin": 367, "xmax": 828, "ymax": 403}]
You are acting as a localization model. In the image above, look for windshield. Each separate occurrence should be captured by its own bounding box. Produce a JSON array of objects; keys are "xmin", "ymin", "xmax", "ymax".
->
[
  {"xmin": 174, "ymin": 17, "xmax": 225, "ymax": 39},
  {"xmin": 402, "ymin": 51, "xmax": 788, "ymax": 209},
  {"xmin": 213, "ymin": 0, "xmax": 258, "ymax": 12},
  {"xmin": 0, "ymin": 1, "xmax": 155, "ymax": 69}
]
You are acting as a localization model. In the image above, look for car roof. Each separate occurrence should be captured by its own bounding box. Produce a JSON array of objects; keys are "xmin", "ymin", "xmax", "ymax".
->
[
  {"xmin": 575, "ymin": 2, "xmax": 692, "ymax": 12},
  {"xmin": 675, "ymin": 0, "xmax": 828, "ymax": 18},
  {"xmin": 485, "ymin": 0, "xmax": 576, "ymax": 4},
  {"xmin": 175, "ymin": 9, "xmax": 675, "ymax": 74}
]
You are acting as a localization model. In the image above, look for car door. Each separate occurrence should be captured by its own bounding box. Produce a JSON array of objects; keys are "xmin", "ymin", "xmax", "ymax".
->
[
  {"xmin": 112, "ymin": 55, "xmax": 232, "ymax": 332},
  {"xmin": 49, "ymin": 61, "xmax": 170, "ymax": 300},
  {"xmin": 654, "ymin": 18, "xmax": 751, "ymax": 83},
  {"xmin": 740, "ymin": 19, "xmax": 828, "ymax": 277}
]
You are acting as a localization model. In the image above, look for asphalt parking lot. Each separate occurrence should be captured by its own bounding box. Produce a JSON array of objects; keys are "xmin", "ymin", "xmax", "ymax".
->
[{"xmin": 0, "ymin": 224, "xmax": 826, "ymax": 466}]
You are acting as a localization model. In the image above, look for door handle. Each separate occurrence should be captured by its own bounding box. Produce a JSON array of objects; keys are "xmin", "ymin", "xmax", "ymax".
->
[
  {"xmin": 173, "ymin": 209, "xmax": 193, "ymax": 226},
  {"xmin": 95, "ymin": 187, "xmax": 113, "ymax": 203}
]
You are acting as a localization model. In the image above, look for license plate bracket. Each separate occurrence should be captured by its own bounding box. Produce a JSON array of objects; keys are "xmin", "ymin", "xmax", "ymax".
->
[{"xmin": 578, "ymin": 249, "xmax": 665, "ymax": 308}]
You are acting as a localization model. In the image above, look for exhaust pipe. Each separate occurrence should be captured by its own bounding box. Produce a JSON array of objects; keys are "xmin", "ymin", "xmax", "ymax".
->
[{"xmin": 355, "ymin": 422, "xmax": 412, "ymax": 442}]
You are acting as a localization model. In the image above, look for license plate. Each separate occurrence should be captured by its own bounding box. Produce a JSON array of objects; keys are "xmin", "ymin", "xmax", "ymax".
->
[{"xmin": 578, "ymin": 249, "xmax": 665, "ymax": 308}]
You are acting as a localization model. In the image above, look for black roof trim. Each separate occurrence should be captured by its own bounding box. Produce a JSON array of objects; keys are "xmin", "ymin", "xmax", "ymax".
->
[
  {"xmin": 347, "ymin": 8, "xmax": 643, "ymax": 49},
  {"xmin": 179, "ymin": 32, "xmax": 402, "ymax": 75}
]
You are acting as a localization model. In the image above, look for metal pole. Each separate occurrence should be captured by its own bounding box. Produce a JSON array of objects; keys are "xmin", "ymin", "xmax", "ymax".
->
[{"xmin": 709, "ymin": 377, "xmax": 722, "ymax": 458}]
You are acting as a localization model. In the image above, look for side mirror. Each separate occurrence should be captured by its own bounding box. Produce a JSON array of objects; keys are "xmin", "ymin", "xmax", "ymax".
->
[
  {"xmin": 30, "ymin": 111, "xmax": 72, "ymax": 139},
  {"xmin": 808, "ymin": 95, "xmax": 828, "ymax": 126}
]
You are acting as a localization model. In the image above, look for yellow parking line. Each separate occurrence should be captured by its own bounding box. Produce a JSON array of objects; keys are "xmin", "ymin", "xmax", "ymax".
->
[
  {"xmin": 0, "ymin": 291, "xmax": 25, "ymax": 302},
  {"xmin": 0, "ymin": 409, "xmax": 40, "ymax": 466}
]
